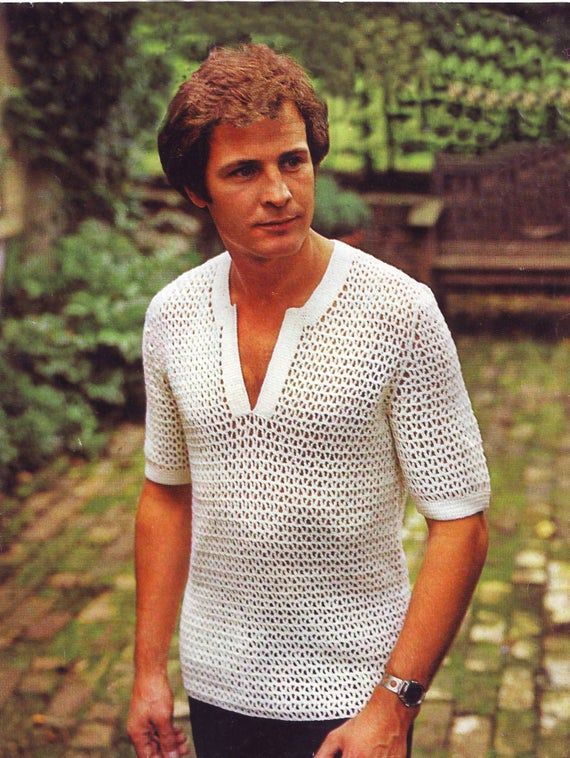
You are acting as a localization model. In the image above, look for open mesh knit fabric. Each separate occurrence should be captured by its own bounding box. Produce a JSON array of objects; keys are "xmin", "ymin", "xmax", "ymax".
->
[{"xmin": 143, "ymin": 242, "xmax": 490, "ymax": 719}]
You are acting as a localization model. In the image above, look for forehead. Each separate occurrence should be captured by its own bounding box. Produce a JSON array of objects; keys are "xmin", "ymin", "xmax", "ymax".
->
[{"xmin": 208, "ymin": 101, "xmax": 308, "ymax": 165}]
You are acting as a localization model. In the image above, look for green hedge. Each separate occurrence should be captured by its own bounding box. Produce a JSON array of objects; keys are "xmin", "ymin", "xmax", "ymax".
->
[
  {"xmin": 0, "ymin": 220, "xmax": 198, "ymax": 487},
  {"xmin": 313, "ymin": 174, "xmax": 371, "ymax": 238}
]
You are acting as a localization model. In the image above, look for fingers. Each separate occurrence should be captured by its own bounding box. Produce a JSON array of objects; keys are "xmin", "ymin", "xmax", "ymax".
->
[
  {"xmin": 128, "ymin": 717, "xmax": 189, "ymax": 758},
  {"xmin": 128, "ymin": 710, "xmax": 163, "ymax": 757},
  {"xmin": 155, "ymin": 717, "xmax": 185, "ymax": 757},
  {"xmin": 128, "ymin": 727, "xmax": 160, "ymax": 758},
  {"xmin": 163, "ymin": 724, "xmax": 190, "ymax": 757},
  {"xmin": 127, "ymin": 675, "xmax": 189, "ymax": 758},
  {"xmin": 130, "ymin": 728, "xmax": 188, "ymax": 758},
  {"xmin": 173, "ymin": 725, "xmax": 191, "ymax": 756}
]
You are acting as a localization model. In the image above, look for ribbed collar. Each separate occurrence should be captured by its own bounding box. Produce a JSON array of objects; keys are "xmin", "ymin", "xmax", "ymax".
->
[{"xmin": 211, "ymin": 241, "xmax": 355, "ymax": 418}]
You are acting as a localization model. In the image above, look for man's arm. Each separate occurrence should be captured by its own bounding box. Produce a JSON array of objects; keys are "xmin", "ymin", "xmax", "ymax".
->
[
  {"xmin": 127, "ymin": 479, "xmax": 193, "ymax": 758},
  {"xmin": 315, "ymin": 511, "xmax": 489, "ymax": 758}
]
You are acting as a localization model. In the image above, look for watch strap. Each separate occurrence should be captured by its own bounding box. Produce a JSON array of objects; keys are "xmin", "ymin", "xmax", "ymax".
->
[
  {"xmin": 380, "ymin": 672, "xmax": 426, "ymax": 707},
  {"xmin": 380, "ymin": 672, "xmax": 404, "ymax": 696}
]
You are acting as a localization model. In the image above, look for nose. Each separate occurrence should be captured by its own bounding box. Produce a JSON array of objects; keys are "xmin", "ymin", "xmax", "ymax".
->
[{"xmin": 261, "ymin": 168, "xmax": 292, "ymax": 207}]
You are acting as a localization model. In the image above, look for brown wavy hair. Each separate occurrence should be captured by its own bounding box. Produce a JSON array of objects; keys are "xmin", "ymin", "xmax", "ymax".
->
[{"xmin": 158, "ymin": 43, "xmax": 329, "ymax": 202}]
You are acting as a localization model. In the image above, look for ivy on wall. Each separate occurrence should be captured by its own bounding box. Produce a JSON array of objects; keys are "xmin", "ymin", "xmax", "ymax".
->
[
  {"xmin": 326, "ymin": 3, "xmax": 570, "ymax": 170},
  {"xmin": 4, "ymin": 2, "xmax": 567, "ymax": 201},
  {"xmin": 4, "ymin": 3, "xmax": 170, "ymax": 224},
  {"xmin": 131, "ymin": 2, "xmax": 570, "ymax": 177},
  {"xmin": 411, "ymin": 4, "xmax": 570, "ymax": 153}
]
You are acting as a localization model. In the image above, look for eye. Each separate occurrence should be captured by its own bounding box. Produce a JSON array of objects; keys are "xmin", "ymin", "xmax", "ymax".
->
[
  {"xmin": 281, "ymin": 154, "xmax": 305, "ymax": 170},
  {"xmin": 229, "ymin": 163, "xmax": 257, "ymax": 179}
]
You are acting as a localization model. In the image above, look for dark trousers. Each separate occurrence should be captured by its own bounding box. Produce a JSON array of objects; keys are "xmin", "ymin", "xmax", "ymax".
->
[{"xmin": 189, "ymin": 698, "xmax": 413, "ymax": 758}]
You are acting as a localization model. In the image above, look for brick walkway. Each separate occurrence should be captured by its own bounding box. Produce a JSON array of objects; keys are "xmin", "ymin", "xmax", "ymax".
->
[{"xmin": 0, "ymin": 337, "xmax": 568, "ymax": 757}]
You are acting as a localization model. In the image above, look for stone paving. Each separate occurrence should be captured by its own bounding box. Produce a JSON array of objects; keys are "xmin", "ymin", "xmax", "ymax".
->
[{"xmin": 0, "ymin": 337, "xmax": 568, "ymax": 757}]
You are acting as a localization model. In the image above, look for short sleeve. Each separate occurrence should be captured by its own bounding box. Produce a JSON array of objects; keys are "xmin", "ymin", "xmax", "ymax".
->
[
  {"xmin": 142, "ymin": 296, "xmax": 191, "ymax": 485},
  {"xmin": 389, "ymin": 285, "xmax": 490, "ymax": 519}
]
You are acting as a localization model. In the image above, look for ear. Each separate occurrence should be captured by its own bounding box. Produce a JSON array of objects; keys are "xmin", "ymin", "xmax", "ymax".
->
[{"xmin": 184, "ymin": 186, "xmax": 208, "ymax": 209}]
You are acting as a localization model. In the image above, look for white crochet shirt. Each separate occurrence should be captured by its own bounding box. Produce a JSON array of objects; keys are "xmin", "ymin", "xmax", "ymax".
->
[{"xmin": 143, "ymin": 241, "xmax": 490, "ymax": 720}]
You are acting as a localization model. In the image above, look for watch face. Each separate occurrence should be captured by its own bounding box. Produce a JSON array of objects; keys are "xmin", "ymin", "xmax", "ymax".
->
[{"xmin": 402, "ymin": 681, "xmax": 424, "ymax": 706}]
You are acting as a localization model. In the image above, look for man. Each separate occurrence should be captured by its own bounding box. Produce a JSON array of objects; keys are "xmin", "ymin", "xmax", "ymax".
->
[{"xmin": 127, "ymin": 44, "xmax": 490, "ymax": 758}]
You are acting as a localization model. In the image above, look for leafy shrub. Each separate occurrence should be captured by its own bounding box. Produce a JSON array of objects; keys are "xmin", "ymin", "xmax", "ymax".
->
[
  {"xmin": 0, "ymin": 219, "xmax": 198, "ymax": 486},
  {"xmin": 0, "ymin": 361, "xmax": 101, "ymax": 475},
  {"xmin": 312, "ymin": 174, "xmax": 372, "ymax": 238}
]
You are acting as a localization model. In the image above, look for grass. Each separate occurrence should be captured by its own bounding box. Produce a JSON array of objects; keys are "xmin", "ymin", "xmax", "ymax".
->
[{"xmin": 83, "ymin": 495, "xmax": 117, "ymax": 516}]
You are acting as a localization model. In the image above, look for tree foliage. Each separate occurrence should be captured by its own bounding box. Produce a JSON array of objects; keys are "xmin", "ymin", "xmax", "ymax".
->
[
  {"xmin": 5, "ymin": 2, "xmax": 567, "ymax": 208},
  {"xmin": 4, "ymin": 3, "xmax": 170, "ymax": 222},
  {"xmin": 133, "ymin": 2, "xmax": 570, "ymax": 175}
]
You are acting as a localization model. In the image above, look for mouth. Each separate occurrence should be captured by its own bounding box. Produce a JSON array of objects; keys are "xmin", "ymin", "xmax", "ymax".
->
[{"xmin": 255, "ymin": 216, "xmax": 299, "ymax": 231}]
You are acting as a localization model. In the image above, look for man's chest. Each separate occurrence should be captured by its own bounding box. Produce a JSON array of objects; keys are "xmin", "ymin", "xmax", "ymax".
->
[
  {"xmin": 165, "ymin": 299, "xmax": 401, "ymax": 438},
  {"xmin": 235, "ymin": 306, "xmax": 286, "ymax": 410}
]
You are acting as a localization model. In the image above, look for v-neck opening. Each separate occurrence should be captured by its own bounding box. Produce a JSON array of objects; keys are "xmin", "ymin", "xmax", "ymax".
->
[{"xmin": 212, "ymin": 241, "xmax": 354, "ymax": 418}]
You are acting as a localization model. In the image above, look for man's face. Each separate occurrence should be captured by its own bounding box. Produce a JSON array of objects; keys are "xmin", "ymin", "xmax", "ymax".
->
[{"xmin": 187, "ymin": 101, "xmax": 315, "ymax": 263}]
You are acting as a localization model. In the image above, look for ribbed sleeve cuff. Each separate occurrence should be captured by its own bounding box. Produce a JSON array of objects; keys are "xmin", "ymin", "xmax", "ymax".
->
[
  {"xmin": 144, "ymin": 459, "xmax": 191, "ymax": 485},
  {"xmin": 415, "ymin": 490, "xmax": 490, "ymax": 520}
]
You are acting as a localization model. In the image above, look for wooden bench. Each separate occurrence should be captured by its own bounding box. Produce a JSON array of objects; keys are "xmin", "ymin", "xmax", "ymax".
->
[
  {"xmin": 426, "ymin": 240, "xmax": 570, "ymax": 313},
  {"xmin": 361, "ymin": 186, "xmax": 570, "ymax": 314},
  {"xmin": 362, "ymin": 192, "xmax": 445, "ymax": 284},
  {"xmin": 423, "ymin": 143, "xmax": 570, "ymax": 312}
]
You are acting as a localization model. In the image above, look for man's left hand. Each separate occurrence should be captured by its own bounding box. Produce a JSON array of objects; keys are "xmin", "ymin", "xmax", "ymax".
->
[{"xmin": 313, "ymin": 687, "xmax": 415, "ymax": 758}]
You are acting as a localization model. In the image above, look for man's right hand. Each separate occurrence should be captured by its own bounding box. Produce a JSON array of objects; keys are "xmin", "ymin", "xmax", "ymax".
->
[{"xmin": 127, "ymin": 674, "xmax": 190, "ymax": 758}]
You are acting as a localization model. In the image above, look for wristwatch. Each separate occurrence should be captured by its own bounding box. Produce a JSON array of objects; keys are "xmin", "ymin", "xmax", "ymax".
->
[{"xmin": 380, "ymin": 672, "xmax": 426, "ymax": 708}]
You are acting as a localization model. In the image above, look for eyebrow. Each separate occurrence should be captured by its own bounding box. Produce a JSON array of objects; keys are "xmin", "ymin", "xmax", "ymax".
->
[
  {"xmin": 217, "ymin": 147, "xmax": 310, "ymax": 177},
  {"xmin": 279, "ymin": 148, "xmax": 310, "ymax": 162}
]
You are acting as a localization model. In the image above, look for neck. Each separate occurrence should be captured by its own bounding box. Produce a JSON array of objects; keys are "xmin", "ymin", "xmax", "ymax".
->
[{"xmin": 228, "ymin": 231, "xmax": 333, "ymax": 310}]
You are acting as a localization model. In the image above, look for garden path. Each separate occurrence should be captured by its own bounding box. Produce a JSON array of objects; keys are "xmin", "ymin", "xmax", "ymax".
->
[{"xmin": 0, "ymin": 336, "xmax": 568, "ymax": 757}]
